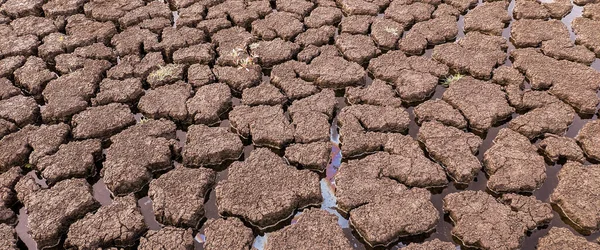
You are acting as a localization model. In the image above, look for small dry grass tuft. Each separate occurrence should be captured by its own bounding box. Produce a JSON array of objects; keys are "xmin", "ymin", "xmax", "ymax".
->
[
  {"xmin": 384, "ymin": 27, "xmax": 399, "ymax": 36},
  {"xmin": 149, "ymin": 65, "xmax": 177, "ymax": 81},
  {"xmin": 442, "ymin": 73, "xmax": 464, "ymax": 87}
]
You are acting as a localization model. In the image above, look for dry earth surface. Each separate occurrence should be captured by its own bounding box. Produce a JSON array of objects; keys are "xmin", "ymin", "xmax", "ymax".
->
[{"xmin": 0, "ymin": 0, "xmax": 599, "ymax": 249}]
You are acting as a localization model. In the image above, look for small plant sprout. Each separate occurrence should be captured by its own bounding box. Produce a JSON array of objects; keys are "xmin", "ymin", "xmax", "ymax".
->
[
  {"xmin": 442, "ymin": 73, "xmax": 464, "ymax": 87},
  {"xmin": 384, "ymin": 27, "xmax": 399, "ymax": 36},
  {"xmin": 24, "ymin": 163, "xmax": 33, "ymax": 169},
  {"xmin": 237, "ymin": 57, "xmax": 256, "ymax": 71},
  {"xmin": 149, "ymin": 65, "xmax": 176, "ymax": 81},
  {"xmin": 249, "ymin": 50, "xmax": 260, "ymax": 61},
  {"xmin": 230, "ymin": 48, "xmax": 245, "ymax": 58},
  {"xmin": 230, "ymin": 46, "xmax": 259, "ymax": 71}
]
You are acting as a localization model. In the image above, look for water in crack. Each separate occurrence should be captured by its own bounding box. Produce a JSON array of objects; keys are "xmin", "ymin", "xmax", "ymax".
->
[
  {"xmin": 321, "ymin": 179, "xmax": 350, "ymax": 229},
  {"xmin": 563, "ymin": 4, "xmax": 583, "ymax": 43},
  {"xmin": 138, "ymin": 197, "xmax": 161, "ymax": 230},
  {"xmin": 247, "ymin": 115, "xmax": 346, "ymax": 250},
  {"xmin": 457, "ymin": 15, "xmax": 465, "ymax": 39},
  {"xmin": 252, "ymin": 234, "xmax": 268, "ymax": 249},
  {"xmin": 593, "ymin": 59, "xmax": 600, "ymax": 71},
  {"xmin": 92, "ymin": 179, "xmax": 112, "ymax": 206},
  {"xmin": 407, "ymin": 107, "xmax": 420, "ymax": 138},
  {"xmin": 172, "ymin": 11, "xmax": 179, "ymax": 28},
  {"xmin": 502, "ymin": 0, "xmax": 517, "ymax": 66},
  {"xmin": 16, "ymin": 207, "xmax": 35, "ymax": 250}
]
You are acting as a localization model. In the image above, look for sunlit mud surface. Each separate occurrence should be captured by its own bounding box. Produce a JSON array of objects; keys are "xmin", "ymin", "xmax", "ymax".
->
[{"xmin": 0, "ymin": 0, "xmax": 599, "ymax": 249}]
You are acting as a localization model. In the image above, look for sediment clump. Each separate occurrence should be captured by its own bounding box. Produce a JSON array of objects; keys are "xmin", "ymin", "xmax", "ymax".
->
[
  {"xmin": 576, "ymin": 120, "xmax": 600, "ymax": 161},
  {"xmin": 483, "ymin": 128, "xmax": 546, "ymax": 193},
  {"xmin": 537, "ymin": 227, "xmax": 600, "ymax": 250},
  {"xmin": 418, "ymin": 121, "xmax": 482, "ymax": 184},
  {"xmin": 444, "ymin": 190, "xmax": 553, "ymax": 249},
  {"xmin": 215, "ymin": 148, "xmax": 321, "ymax": 229},
  {"xmin": 264, "ymin": 209, "xmax": 353, "ymax": 249},
  {"xmin": 442, "ymin": 76, "xmax": 514, "ymax": 133},
  {"xmin": 203, "ymin": 217, "xmax": 255, "ymax": 250},
  {"xmin": 511, "ymin": 48, "xmax": 600, "ymax": 115},
  {"xmin": 64, "ymin": 194, "xmax": 147, "ymax": 249},
  {"xmin": 550, "ymin": 162, "xmax": 600, "ymax": 232},
  {"xmin": 102, "ymin": 119, "xmax": 177, "ymax": 196},
  {"xmin": 138, "ymin": 227, "xmax": 194, "ymax": 250},
  {"xmin": 148, "ymin": 166, "xmax": 216, "ymax": 228}
]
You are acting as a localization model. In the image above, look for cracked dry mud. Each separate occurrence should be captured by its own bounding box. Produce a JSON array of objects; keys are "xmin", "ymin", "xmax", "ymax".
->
[
  {"xmin": 483, "ymin": 128, "xmax": 546, "ymax": 193},
  {"xmin": 1, "ymin": 0, "xmax": 600, "ymax": 249}
]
